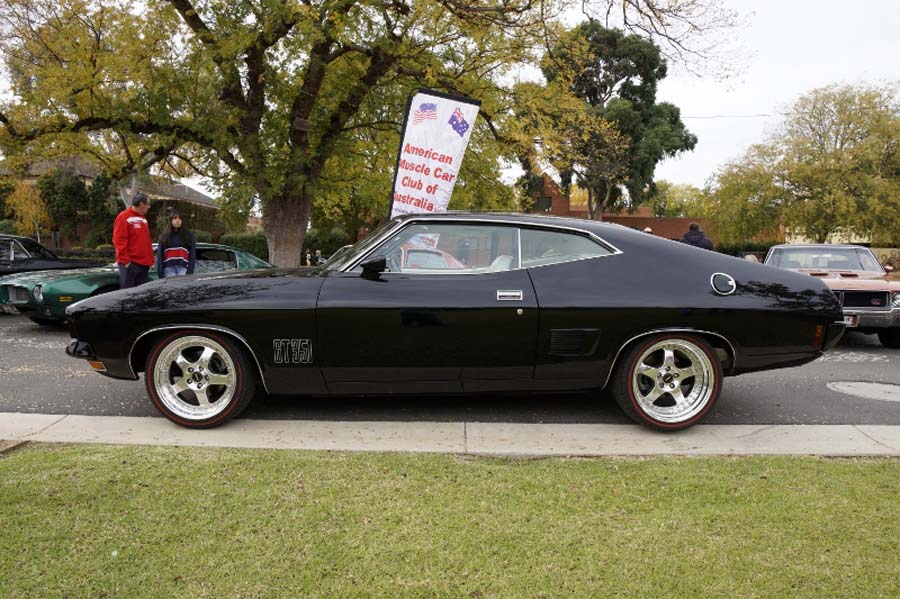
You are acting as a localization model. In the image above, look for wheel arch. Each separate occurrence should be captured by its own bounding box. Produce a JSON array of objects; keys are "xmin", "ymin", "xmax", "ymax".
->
[
  {"xmin": 602, "ymin": 328, "xmax": 737, "ymax": 389},
  {"xmin": 128, "ymin": 325, "xmax": 269, "ymax": 394}
]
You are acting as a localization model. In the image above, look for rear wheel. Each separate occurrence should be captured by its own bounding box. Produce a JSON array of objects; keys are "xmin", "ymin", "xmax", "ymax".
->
[
  {"xmin": 145, "ymin": 331, "xmax": 256, "ymax": 428},
  {"xmin": 877, "ymin": 328, "xmax": 900, "ymax": 349},
  {"xmin": 611, "ymin": 334, "xmax": 722, "ymax": 431}
]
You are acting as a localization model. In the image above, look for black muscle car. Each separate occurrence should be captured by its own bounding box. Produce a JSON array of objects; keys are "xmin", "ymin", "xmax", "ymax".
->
[
  {"xmin": 1, "ymin": 234, "xmax": 103, "ymax": 275},
  {"xmin": 65, "ymin": 213, "xmax": 846, "ymax": 431}
]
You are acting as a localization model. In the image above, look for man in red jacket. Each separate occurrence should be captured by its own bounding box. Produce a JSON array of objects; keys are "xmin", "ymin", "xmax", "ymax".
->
[{"xmin": 113, "ymin": 193, "xmax": 154, "ymax": 288}]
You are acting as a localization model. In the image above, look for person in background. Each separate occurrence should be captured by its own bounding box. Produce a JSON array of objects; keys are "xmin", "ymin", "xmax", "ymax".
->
[
  {"xmin": 157, "ymin": 209, "xmax": 196, "ymax": 278},
  {"xmin": 113, "ymin": 192, "xmax": 154, "ymax": 289},
  {"xmin": 680, "ymin": 222, "xmax": 715, "ymax": 251},
  {"xmin": 305, "ymin": 249, "xmax": 312, "ymax": 266},
  {"xmin": 315, "ymin": 249, "xmax": 325, "ymax": 265}
]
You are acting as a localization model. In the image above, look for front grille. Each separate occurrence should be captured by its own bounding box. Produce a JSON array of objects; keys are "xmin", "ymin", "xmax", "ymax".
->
[
  {"xmin": 841, "ymin": 291, "xmax": 890, "ymax": 309},
  {"xmin": 5, "ymin": 285, "xmax": 30, "ymax": 304}
]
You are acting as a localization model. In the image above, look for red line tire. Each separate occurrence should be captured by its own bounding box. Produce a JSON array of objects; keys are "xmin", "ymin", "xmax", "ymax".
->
[
  {"xmin": 145, "ymin": 330, "xmax": 256, "ymax": 428},
  {"xmin": 611, "ymin": 333, "xmax": 722, "ymax": 431}
]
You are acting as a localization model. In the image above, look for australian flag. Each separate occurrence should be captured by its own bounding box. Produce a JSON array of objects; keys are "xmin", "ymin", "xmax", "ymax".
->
[
  {"xmin": 413, "ymin": 103, "xmax": 438, "ymax": 125},
  {"xmin": 448, "ymin": 107, "xmax": 470, "ymax": 137}
]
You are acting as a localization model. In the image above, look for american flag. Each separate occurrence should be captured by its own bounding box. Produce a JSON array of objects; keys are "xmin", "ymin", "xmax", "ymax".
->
[{"xmin": 413, "ymin": 102, "xmax": 438, "ymax": 125}]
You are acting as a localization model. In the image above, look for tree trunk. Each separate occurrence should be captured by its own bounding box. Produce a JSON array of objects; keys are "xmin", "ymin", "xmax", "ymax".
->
[{"xmin": 264, "ymin": 196, "xmax": 311, "ymax": 268}]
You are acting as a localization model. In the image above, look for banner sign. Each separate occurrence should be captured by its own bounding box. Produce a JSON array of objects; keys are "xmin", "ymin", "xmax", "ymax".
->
[{"xmin": 389, "ymin": 89, "xmax": 481, "ymax": 218}]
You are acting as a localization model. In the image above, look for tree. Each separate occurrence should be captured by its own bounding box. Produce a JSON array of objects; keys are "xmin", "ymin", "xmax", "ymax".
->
[
  {"xmin": 5, "ymin": 181, "xmax": 52, "ymax": 240},
  {"xmin": 84, "ymin": 174, "xmax": 120, "ymax": 246},
  {"xmin": 36, "ymin": 168, "xmax": 88, "ymax": 240},
  {"xmin": 542, "ymin": 21, "xmax": 697, "ymax": 218},
  {"xmin": 583, "ymin": 0, "xmax": 745, "ymax": 76},
  {"xmin": 0, "ymin": 0, "xmax": 553, "ymax": 266},
  {"xmin": 646, "ymin": 180, "xmax": 704, "ymax": 217},
  {"xmin": 703, "ymin": 145, "xmax": 784, "ymax": 244},
  {"xmin": 705, "ymin": 84, "xmax": 900, "ymax": 244}
]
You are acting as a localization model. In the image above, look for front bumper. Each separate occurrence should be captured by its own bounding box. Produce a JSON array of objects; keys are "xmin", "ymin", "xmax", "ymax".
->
[
  {"xmin": 66, "ymin": 338, "xmax": 136, "ymax": 379},
  {"xmin": 842, "ymin": 308, "xmax": 900, "ymax": 329},
  {"xmin": 66, "ymin": 339, "xmax": 97, "ymax": 360}
]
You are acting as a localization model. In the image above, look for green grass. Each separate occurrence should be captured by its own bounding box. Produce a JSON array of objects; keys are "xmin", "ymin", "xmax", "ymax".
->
[{"xmin": 1, "ymin": 445, "xmax": 898, "ymax": 598}]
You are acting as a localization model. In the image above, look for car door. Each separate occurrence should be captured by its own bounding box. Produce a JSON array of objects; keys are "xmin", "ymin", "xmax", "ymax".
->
[{"xmin": 316, "ymin": 221, "xmax": 538, "ymax": 393}]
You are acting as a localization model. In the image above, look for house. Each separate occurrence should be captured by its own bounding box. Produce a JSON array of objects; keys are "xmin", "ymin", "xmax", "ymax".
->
[{"xmin": 1, "ymin": 158, "xmax": 223, "ymax": 247}]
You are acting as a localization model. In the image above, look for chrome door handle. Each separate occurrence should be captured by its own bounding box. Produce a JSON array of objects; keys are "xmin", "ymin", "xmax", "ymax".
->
[{"xmin": 497, "ymin": 290, "xmax": 523, "ymax": 301}]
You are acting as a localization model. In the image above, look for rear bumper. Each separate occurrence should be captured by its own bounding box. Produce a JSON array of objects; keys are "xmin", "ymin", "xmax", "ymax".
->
[
  {"xmin": 843, "ymin": 308, "xmax": 900, "ymax": 329},
  {"xmin": 824, "ymin": 322, "xmax": 846, "ymax": 351}
]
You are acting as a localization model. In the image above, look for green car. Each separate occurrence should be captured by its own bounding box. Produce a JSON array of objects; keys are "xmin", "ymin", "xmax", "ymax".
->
[{"xmin": 0, "ymin": 243, "xmax": 272, "ymax": 324}]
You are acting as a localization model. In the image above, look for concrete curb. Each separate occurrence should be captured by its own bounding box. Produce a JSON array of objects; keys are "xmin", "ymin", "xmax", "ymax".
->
[{"xmin": 2, "ymin": 412, "xmax": 900, "ymax": 456}]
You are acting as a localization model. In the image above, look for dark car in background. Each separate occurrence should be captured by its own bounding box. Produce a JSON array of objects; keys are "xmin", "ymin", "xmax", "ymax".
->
[
  {"xmin": 66, "ymin": 213, "xmax": 845, "ymax": 431},
  {"xmin": 1, "ymin": 234, "xmax": 103, "ymax": 275}
]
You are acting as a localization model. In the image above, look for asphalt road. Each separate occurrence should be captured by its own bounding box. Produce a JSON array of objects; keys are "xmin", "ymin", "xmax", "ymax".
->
[{"xmin": 1, "ymin": 313, "xmax": 898, "ymax": 425}]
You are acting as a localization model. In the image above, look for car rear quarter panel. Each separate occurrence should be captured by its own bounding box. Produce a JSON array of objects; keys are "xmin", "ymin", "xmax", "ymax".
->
[{"xmin": 529, "ymin": 230, "xmax": 842, "ymax": 384}]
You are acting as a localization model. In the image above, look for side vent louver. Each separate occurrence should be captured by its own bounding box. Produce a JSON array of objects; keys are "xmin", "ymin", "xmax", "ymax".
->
[{"xmin": 549, "ymin": 329, "xmax": 601, "ymax": 357}]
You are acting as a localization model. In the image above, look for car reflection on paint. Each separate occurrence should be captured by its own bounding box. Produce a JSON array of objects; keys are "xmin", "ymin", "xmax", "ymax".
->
[{"xmin": 66, "ymin": 213, "xmax": 845, "ymax": 431}]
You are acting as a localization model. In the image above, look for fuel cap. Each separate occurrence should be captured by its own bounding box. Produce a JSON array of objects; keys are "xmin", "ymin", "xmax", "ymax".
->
[{"xmin": 710, "ymin": 272, "xmax": 737, "ymax": 296}]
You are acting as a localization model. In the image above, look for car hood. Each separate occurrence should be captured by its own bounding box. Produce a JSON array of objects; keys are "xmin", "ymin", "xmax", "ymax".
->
[
  {"xmin": 793, "ymin": 268, "xmax": 887, "ymax": 280},
  {"xmin": 803, "ymin": 275, "xmax": 900, "ymax": 292},
  {"xmin": 0, "ymin": 265, "xmax": 118, "ymax": 290}
]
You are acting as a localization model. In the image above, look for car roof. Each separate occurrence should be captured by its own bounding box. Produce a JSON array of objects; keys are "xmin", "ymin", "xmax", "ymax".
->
[
  {"xmin": 390, "ymin": 211, "xmax": 631, "ymax": 236},
  {"xmin": 0, "ymin": 234, "xmax": 41, "ymax": 243},
  {"xmin": 769, "ymin": 244, "xmax": 870, "ymax": 250}
]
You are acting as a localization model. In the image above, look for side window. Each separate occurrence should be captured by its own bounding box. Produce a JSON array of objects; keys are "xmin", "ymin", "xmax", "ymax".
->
[
  {"xmin": 521, "ymin": 228, "xmax": 612, "ymax": 267},
  {"xmin": 195, "ymin": 248, "xmax": 237, "ymax": 273},
  {"xmin": 11, "ymin": 241, "xmax": 31, "ymax": 261},
  {"xmin": 0, "ymin": 240, "xmax": 11, "ymax": 261},
  {"xmin": 356, "ymin": 222, "xmax": 519, "ymax": 274}
]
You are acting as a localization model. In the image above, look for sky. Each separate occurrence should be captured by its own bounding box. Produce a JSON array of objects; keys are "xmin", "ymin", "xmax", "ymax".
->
[{"xmin": 654, "ymin": 0, "xmax": 900, "ymax": 188}]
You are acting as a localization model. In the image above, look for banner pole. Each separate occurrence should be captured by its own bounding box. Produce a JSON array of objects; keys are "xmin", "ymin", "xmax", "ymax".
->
[{"xmin": 387, "ymin": 90, "xmax": 418, "ymax": 220}]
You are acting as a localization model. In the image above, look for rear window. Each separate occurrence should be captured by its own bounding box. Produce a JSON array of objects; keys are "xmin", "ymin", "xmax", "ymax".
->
[{"xmin": 521, "ymin": 228, "xmax": 613, "ymax": 267}]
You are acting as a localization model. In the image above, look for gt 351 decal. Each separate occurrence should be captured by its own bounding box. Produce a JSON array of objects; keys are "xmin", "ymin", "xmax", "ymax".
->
[{"xmin": 273, "ymin": 338, "xmax": 312, "ymax": 364}]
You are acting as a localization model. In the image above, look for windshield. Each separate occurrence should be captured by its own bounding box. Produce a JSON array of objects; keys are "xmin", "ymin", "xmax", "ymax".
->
[
  {"xmin": 322, "ymin": 218, "xmax": 400, "ymax": 271},
  {"xmin": 767, "ymin": 247, "xmax": 884, "ymax": 273},
  {"xmin": 19, "ymin": 239, "xmax": 58, "ymax": 260}
]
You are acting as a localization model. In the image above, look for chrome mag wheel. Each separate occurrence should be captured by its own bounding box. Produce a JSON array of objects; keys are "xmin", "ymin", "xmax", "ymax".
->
[
  {"xmin": 630, "ymin": 338, "xmax": 715, "ymax": 424},
  {"xmin": 152, "ymin": 335, "xmax": 237, "ymax": 422}
]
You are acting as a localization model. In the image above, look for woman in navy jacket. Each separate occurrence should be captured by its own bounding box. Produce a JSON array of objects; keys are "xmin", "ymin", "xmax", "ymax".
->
[{"xmin": 156, "ymin": 210, "xmax": 196, "ymax": 277}]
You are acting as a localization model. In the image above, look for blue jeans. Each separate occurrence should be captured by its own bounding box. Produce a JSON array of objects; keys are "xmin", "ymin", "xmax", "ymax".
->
[{"xmin": 163, "ymin": 264, "xmax": 188, "ymax": 277}]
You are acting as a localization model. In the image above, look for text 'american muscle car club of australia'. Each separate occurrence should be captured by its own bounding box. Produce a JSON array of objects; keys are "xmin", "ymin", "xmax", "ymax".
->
[{"xmin": 66, "ymin": 213, "xmax": 846, "ymax": 430}]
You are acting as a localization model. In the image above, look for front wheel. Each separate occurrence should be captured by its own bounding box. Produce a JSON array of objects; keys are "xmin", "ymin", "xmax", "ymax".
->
[
  {"xmin": 877, "ymin": 328, "xmax": 900, "ymax": 349},
  {"xmin": 145, "ymin": 331, "xmax": 256, "ymax": 428},
  {"xmin": 611, "ymin": 334, "xmax": 722, "ymax": 431}
]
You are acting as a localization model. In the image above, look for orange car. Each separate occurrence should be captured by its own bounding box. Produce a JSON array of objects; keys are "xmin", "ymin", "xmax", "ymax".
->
[{"xmin": 765, "ymin": 244, "xmax": 900, "ymax": 348}]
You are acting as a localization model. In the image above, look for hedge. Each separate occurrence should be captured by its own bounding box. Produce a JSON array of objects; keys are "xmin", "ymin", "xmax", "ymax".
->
[
  {"xmin": 716, "ymin": 240, "xmax": 781, "ymax": 257},
  {"xmin": 220, "ymin": 228, "xmax": 350, "ymax": 263}
]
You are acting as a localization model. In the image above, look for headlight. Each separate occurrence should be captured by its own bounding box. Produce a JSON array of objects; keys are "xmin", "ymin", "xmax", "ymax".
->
[
  {"xmin": 33, "ymin": 285, "xmax": 43, "ymax": 303},
  {"xmin": 893, "ymin": 292, "xmax": 900, "ymax": 309}
]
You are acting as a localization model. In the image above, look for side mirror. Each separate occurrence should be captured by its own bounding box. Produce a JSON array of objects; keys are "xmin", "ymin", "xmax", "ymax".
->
[
  {"xmin": 885, "ymin": 264, "xmax": 895, "ymax": 272},
  {"xmin": 360, "ymin": 255, "xmax": 387, "ymax": 279}
]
